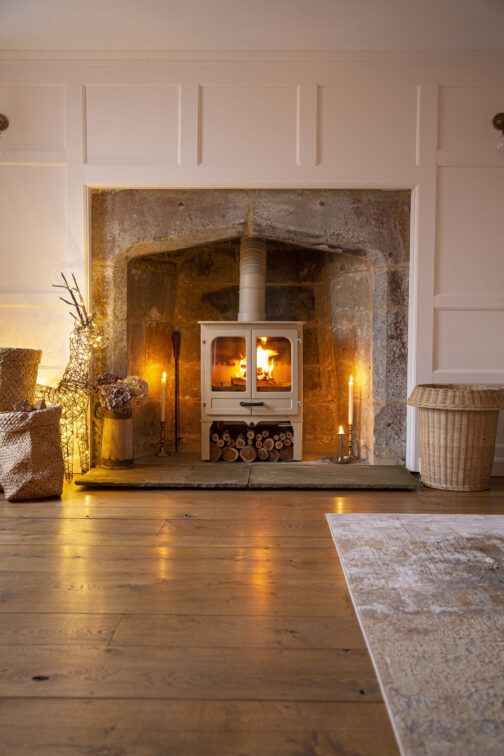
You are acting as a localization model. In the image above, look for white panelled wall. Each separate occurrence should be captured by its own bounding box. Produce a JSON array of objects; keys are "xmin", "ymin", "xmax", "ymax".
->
[{"xmin": 0, "ymin": 54, "xmax": 503, "ymax": 471}]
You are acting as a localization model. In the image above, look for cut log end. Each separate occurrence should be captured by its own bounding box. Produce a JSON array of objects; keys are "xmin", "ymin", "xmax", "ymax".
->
[
  {"xmin": 239, "ymin": 445, "xmax": 257, "ymax": 463},
  {"xmin": 221, "ymin": 446, "xmax": 239, "ymax": 462},
  {"xmin": 210, "ymin": 443, "xmax": 222, "ymax": 462},
  {"xmin": 279, "ymin": 446, "xmax": 294, "ymax": 462}
]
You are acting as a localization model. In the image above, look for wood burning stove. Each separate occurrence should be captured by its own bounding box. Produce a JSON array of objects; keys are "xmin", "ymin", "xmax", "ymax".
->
[{"xmin": 200, "ymin": 238, "xmax": 303, "ymax": 461}]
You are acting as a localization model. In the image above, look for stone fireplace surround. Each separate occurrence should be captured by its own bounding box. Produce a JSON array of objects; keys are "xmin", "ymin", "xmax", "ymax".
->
[{"xmin": 91, "ymin": 189, "xmax": 410, "ymax": 464}]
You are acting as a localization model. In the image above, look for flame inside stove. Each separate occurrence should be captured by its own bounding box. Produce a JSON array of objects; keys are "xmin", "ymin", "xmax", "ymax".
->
[
  {"xmin": 256, "ymin": 337, "xmax": 278, "ymax": 382},
  {"xmin": 232, "ymin": 337, "xmax": 279, "ymax": 383}
]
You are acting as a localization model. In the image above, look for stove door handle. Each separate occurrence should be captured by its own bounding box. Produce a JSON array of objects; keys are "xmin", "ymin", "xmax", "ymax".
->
[{"xmin": 239, "ymin": 401, "xmax": 264, "ymax": 407}]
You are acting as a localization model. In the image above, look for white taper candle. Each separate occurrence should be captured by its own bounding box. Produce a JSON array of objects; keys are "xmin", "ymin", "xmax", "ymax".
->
[
  {"xmin": 338, "ymin": 424, "xmax": 345, "ymax": 459},
  {"xmin": 161, "ymin": 371, "xmax": 167, "ymax": 422},
  {"xmin": 348, "ymin": 376, "xmax": 354, "ymax": 426}
]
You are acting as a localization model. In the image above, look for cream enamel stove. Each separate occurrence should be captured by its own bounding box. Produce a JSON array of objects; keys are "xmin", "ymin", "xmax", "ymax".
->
[{"xmin": 200, "ymin": 238, "xmax": 303, "ymax": 461}]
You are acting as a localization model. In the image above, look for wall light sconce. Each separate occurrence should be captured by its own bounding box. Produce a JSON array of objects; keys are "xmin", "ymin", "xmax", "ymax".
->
[
  {"xmin": 493, "ymin": 113, "xmax": 504, "ymax": 158},
  {"xmin": 0, "ymin": 114, "xmax": 9, "ymax": 155}
]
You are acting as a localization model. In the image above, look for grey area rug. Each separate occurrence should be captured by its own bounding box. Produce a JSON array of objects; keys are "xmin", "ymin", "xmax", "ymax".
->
[{"xmin": 326, "ymin": 514, "xmax": 504, "ymax": 756}]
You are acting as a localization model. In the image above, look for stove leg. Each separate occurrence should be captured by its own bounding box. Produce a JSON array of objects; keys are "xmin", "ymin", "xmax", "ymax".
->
[
  {"xmin": 201, "ymin": 421, "xmax": 211, "ymax": 461},
  {"xmin": 292, "ymin": 422, "xmax": 303, "ymax": 460}
]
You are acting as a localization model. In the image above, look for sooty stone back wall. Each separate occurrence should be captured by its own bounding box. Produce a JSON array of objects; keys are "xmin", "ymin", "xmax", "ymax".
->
[{"xmin": 127, "ymin": 240, "xmax": 349, "ymax": 456}]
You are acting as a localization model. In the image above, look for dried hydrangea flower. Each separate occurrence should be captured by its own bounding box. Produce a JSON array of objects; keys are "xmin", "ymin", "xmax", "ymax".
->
[
  {"xmin": 92, "ymin": 372, "xmax": 147, "ymax": 411},
  {"xmin": 92, "ymin": 372, "xmax": 120, "ymax": 391},
  {"xmin": 123, "ymin": 375, "xmax": 148, "ymax": 401},
  {"xmin": 104, "ymin": 384, "xmax": 132, "ymax": 412}
]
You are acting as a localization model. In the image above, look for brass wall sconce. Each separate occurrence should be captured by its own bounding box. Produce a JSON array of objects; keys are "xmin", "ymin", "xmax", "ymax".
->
[
  {"xmin": 0, "ymin": 114, "xmax": 9, "ymax": 155},
  {"xmin": 493, "ymin": 113, "xmax": 504, "ymax": 157}
]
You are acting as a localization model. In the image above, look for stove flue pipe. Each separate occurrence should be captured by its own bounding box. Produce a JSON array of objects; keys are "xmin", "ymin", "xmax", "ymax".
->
[{"xmin": 238, "ymin": 237, "xmax": 266, "ymax": 322}]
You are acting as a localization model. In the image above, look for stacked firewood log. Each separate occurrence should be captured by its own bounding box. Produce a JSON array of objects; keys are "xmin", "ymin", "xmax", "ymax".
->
[{"xmin": 210, "ymin": 427, "xmax": 294, "ymax": 462}]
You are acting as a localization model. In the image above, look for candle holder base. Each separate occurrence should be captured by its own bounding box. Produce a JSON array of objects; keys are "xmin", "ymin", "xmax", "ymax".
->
[
  {"xmin": 336, "ymin": 430, "xmax": 351, "ymax": 464},
  {"xmin": 156, "ymin": 420, "xmax": 169, "ymax": 457},
  {"xmin": 335, "ymin": 455, "xmax": 351, "ymax": 464},
  {"xmin": 347, "ymin": 424, "xmax": 356, "ymax": 462}
]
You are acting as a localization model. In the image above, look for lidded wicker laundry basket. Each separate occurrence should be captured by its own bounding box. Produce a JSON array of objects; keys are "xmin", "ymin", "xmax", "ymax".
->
[
  {"xmin": 0, "ymin": 348, "xmax": 42, "ymax": 411},
  {"xmin": 408, "ymin": 384, "xmax": 504, "ymax": 491}
]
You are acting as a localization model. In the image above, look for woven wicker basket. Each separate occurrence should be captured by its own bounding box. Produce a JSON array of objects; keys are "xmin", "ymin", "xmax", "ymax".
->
[
  {"xmin": 0, "ymin": 405, "xmax": 64, "ymax": 501},
  {"xmin": 408, "ymin": 384, "xmax": 504, "ymax": 491},
  {"xmin": 0, "ymin": 348, "xmax": 42, "ymax": 411}
]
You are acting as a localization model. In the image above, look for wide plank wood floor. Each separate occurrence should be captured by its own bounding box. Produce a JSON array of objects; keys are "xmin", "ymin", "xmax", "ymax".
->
[{"xmin": 1, "ymin": 479, "xmax": 503, "ymax": 755}]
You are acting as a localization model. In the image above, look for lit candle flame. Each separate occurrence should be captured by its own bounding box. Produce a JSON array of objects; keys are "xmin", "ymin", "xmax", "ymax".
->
[
  {"xmin": 161, "ymin": 371, "xmax": 167, "ymax": 383},
  {"xmin": 338, "ymin": 425, "xmax": 345, "ymax": 435}
]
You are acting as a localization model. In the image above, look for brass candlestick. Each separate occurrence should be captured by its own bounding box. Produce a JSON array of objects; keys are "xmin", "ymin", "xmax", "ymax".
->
[
  {"xmin": 336, "ymin": 430, "xmax": 350, "ymax": 464},
  {"xmin": 347, "ymin": 423, "xmax": 356, "ymax": 461},
  {"xmin": 157, "ymin": 420, "xmax": 168, "ymax": 457}
]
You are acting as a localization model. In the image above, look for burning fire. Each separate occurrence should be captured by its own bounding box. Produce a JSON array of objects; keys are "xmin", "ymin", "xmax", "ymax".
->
[
  {"xmin": 256, "ymin": 337, "xmax": 278, "ymax": 382},
  {"xmin": 232, "ymin": 337, "xmax": 278, "ymax": 383}
]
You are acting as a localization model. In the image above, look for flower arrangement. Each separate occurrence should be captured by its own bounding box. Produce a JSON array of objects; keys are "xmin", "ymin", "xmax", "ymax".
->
[{"xmin": 92, "ymin": 372, "xmax": 148, "ymax": 413}]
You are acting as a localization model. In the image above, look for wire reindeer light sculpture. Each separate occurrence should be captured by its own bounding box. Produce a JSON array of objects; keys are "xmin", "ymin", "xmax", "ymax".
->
[{"xmin": 37, "ymin": 273, "xmax": 102, "ymax": 482}]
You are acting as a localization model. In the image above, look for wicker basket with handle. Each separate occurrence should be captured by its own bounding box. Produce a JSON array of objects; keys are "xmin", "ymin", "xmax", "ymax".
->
[
  {"xmin": 0, "ymin": 348, "xmax": 42, "ymax": 411},
  {"xmin": 408, "ymin": 384, "xmax": 504, "ymax": 491}
]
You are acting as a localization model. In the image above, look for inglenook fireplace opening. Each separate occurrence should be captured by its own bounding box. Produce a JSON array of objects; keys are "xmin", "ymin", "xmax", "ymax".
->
[{"xmin": 91, "ymin": 188, "xmax": 410, "ymax": 465}]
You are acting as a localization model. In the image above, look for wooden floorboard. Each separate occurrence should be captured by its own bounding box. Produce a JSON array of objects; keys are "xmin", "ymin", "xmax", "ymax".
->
[
  {"xmin": 0, "ymin": 544, "xmax": 342, "ymax": 574},
  {"xmin": 0, "ymin": 613, "xmax": 365, "ymax": 649},
  {"xmin": 1, "ymin": 479, "xmax": 503, "ymax": 755},
  {"xmin": 0, "ymin": 699, "xmax": 397, "ymax": 756}
]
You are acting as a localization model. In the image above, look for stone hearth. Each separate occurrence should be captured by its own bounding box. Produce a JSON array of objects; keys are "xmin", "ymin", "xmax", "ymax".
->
[{"xmin": 91, "ymin": 189, "xmax": 410, "ymax": 464}]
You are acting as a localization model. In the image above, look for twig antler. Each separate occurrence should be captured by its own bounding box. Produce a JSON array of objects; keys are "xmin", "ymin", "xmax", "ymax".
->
[
  {"xmin": 71, "ymin": 273, "xmax": 92, "ymax": 325},
  {"xmin": 53, "ymin": 273, "xmax": 93, "ymax": 326}
]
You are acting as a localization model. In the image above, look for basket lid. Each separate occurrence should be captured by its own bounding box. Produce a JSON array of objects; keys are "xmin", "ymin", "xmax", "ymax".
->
[{"xmin": 407, "ymin": 383, "xmax": 504, "ymax": 411}]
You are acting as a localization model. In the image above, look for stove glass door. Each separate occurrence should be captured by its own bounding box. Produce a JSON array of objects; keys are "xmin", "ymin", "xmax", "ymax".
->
[
  {"xmin": 255, "ymin": 336, "xmax": 292, "ymax": 392},
  {"xmin": 251, "ymin": 329, "xmax": 299, "ymax": 415},
  {"xmin": 210, "ymin": 335, "xmax": 248, "ymax": 392}
]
